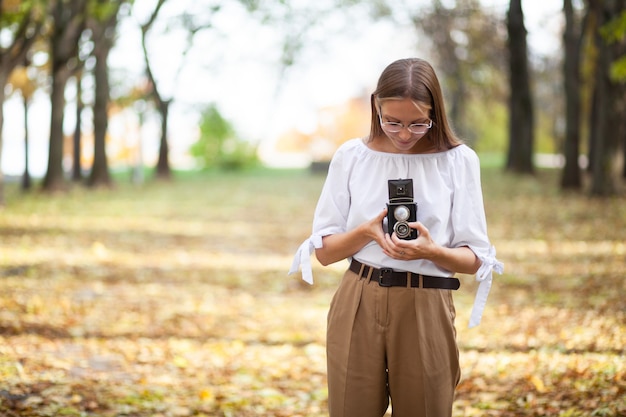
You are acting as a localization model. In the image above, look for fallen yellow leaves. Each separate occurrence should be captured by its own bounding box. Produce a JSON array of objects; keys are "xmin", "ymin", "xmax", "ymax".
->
[{"xmin": 0, "ymin": 168, "xmax": 624, "ymax": 416}]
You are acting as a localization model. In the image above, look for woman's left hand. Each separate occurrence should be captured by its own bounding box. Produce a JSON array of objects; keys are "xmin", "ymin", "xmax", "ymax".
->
[{"xmin": 382, "ymin": 222, "xmax": 437, "ymax": 261}]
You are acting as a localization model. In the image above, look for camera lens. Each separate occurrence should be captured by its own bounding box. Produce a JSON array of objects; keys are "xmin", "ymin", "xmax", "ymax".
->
[
  {"xmin": 394, "ymin": 205, "xmax": 410, "ymax": 221},
  {"xmin": 394, "ymin": 222, "xmax": 411, "ymax": 238}
]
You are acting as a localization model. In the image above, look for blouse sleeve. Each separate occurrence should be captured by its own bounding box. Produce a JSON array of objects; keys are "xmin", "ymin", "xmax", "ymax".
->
[
  {"xmin": 450, "ymin": 148, "xmax": 504, "ymax": 328},
  {"xmin": 288, "ymin": 146, "xmax": 352, "ymax": 284}
]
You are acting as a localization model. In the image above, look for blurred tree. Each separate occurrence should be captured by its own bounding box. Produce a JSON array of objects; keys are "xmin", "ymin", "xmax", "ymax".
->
[
  {"xmin": 561, "ymin": 0, "xmax": 586, "ymax": 190},
  {"xmin": 140, "ymin": 0, "xmax": 172, "ymax": 180},
  {"xmin": 587, "ymin": 0, "xmax": 625, "ymax": 196},
  {"xmin": 43, "ymin": 0, "xmax": 88, "ymax": 191},
  {"xmin": 70, "ymin": 30, "xmax": 95, "ymax": 184},
  {"xmin": 111, "ymin": 0, "xmax": 337, "ymax": 177},
  {"xmin": 190, "ymin": 104, "xmax": 258, "ymax": 170},
  {"xmin": 139, "ymin": 0, "xmax": 220, "ymax": 179},
  {"xmin": 87, "ymin": 0, "xmax": 129, "ymax": 188},
  {"xmin": 411, "ymin": 0, "xmax": 507, "ymax": 143},
  {"xmin": 0, "ymin": 0, "xmax": 45, "ymax": 203},
  {"xmin": 190, "ymin": 104, "xmax": 233, "ymax": 169},
  {"xmin": 8, "ymin": 63, "xmax": 37, "ymax": 190},
  {"xmin": 598, "ymin": 5, "xmax": 626, "ymax": 181},
  {"xmin": 505, "ymin": 0, "xmax": 534, "ymax": 173},
  {"xmin": 72, "ymin": 69, "xmax": 85, "ymax": 182}
]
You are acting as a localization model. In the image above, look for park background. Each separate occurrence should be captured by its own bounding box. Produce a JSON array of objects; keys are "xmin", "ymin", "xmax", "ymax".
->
[
  {"xmin": 2, "ymin": 0, "xmax": 563, "ymax": 177},
  {"xmin": 0, "ymin": 0, "xmax": 625, "ymax": 416}
]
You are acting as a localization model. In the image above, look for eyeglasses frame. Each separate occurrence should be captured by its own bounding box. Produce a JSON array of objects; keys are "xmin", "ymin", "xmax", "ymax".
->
[{"xmin": 378, "ymin": 113, "xmax": 433, "ymax": 135}]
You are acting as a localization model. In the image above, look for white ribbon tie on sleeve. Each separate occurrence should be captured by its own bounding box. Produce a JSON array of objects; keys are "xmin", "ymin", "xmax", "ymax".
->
[
  {"xmin": 288, "ymin": 235, "xmax": 323, "ymax": 285},
  {"xmin": 469, "ymin": 245, "xmax": 504, "ymax": 328}
]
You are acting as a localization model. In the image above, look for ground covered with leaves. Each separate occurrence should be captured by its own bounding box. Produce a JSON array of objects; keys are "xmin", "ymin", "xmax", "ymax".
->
[{"xmin": 0, "ymin": 167, "xmax": 624, "ymax": 417}]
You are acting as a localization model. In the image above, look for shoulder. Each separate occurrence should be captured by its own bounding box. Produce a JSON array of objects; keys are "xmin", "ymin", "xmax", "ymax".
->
[
  {"xmin": 329, "ymin": 138, "xmax": 366, "ymax": 165},
  {"xmin": 334, "ymin": 138, "xmax": 366, "ymax": 155},
  {"xmin": 444, "ymin": 145, "xmax": 484, "ymax": 189},
  {"xmin": 450, "ymin": 144, "xmax": 478, "ymax": 158},
  {"xmin": 447, "ymin": 144, "xmax": 480, "ymax": 168}
]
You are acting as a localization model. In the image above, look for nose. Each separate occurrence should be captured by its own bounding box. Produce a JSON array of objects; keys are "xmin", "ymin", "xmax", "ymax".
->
[{"xmin": 398, "ymin": 127, "xmax": 412, "ymax": 139}]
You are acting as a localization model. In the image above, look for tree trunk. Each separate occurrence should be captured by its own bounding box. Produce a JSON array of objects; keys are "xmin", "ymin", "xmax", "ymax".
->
[
  {"xmin": 505, "ymin": 0, "xmax": 534, "ymax": 173},
  {"xmin": 560, "ymin": 0, "xmax": 583, "ymax": 189},
  {"xmin": 617, "ymin": 5, "xmax": 626, "ymax": 181},
  {"xmin": 43, "ymin": 0, "xmax": 86, "ymax": 192},
  {"xmin": 588, "ymin": 0, "xmax": 622, "ymax": 196},
  {"xmin": 0, "ymin": 4, "xmax": 43, "ymax": 203},
  {"xmin": 88, "ymin": 46, "xmax": 112, "ymax": 187},
  {"xmin": 623, "ymin": 131, "xmax": 626, "ymax": 179},
  {"xmin": 22, "ymin": 94, "xmax": 32, "ymax": 191},
  {"xmin": 43, "ymin": 66, "xmax": 73, "ymax": 191},
  {"xmin": 589, "ymin": 49, "xmax": 613, "ymax": 196},
  {"xmin": 87, "ymin": 0, "xmax": 125, "ymax": 187},
  {"xmin": 73, "ymin": 72, "xmax": 84, "ymax": 182},
  {"xmin": 0, "ymin": 75, "xmax": 6, "ymax": 205},
  {"xmin": 155, "ymin": 99, "xmax": 172, "ymax": 179},
  {"xmin": 141, "ymin": 0, "xmax": 172, "ymax": 180}
]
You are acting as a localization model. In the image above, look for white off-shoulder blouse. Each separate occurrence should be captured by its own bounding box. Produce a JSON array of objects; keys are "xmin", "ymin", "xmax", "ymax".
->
[{"xmin": 290, "ymin": 138, "xmax": 503, "ymax": 327}]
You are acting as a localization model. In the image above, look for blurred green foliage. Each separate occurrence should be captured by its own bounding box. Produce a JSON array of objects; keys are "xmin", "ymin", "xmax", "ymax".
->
[
  {"xmin": 468, "ymin": 95, "xmax": 560, "ymax": 155},
  {"xmin": 601, "ymin": 10, "xmax": 626, "ymax": 82},
  {"xmin": 189, "ymin": 104, "xmax": 259, "ymax": 171},
  {"xmin": 468, "ymin": 99, "xmax": 507, "ymax": 154}
]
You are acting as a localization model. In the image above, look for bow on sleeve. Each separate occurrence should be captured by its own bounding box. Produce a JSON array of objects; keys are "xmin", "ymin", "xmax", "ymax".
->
[
  {"xmin": 288, "ymin": 235, "xmax": 323, "ymax": 285},
  {"xmin": 469, "ymin": 245, "xmax": 504, "ymax": 328}
]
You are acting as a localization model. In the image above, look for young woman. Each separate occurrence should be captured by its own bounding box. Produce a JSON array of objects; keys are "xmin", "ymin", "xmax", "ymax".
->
[{"xmin": 290, "ymin": 58, "xmax": 503, "ymax": 417}]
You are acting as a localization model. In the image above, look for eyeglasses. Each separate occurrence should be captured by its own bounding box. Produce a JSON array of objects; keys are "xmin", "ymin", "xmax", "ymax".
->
[{"xmin": 379, "ymin": 115, "xmax": 432, "ymax": 135}]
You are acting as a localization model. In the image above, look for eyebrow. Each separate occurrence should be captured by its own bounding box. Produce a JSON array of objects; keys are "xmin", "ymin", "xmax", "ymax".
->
[{"xmin": 382, "ymin": 114, "xmax": 430, "ymax": 124}]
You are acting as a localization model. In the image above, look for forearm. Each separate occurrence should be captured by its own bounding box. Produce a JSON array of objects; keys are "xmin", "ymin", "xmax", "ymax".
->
[
  {"xmin": 315, "ymin": 225, "xmax": 374, "ymax": 266},
  {"xmin": 429, "ymin": 245, "xmax": 481, "ymax": 275}
]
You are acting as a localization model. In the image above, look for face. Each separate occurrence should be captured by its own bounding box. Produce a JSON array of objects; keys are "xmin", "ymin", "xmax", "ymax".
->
[{"xmin": 378, "ymin": 98, "xmax": 432, "ymax": 154}]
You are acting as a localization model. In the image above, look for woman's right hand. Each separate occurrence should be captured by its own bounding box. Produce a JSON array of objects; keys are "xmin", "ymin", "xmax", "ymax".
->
[
  {"xmin": 315, "ymin": 208, "xmax": 388, "ymax": 266},
  {"xmin": 364, "ymin": 208, "xmax": 388, "ymax": 247}
]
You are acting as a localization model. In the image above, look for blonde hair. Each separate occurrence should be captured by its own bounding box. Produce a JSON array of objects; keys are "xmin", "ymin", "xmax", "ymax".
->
[{"xmin": 368, "ymin": 58, "xmax": 462, "ymax": 150}]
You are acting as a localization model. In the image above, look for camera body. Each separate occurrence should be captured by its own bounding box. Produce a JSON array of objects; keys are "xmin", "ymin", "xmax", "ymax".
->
[{"xmin": 386, "ymin": 179, "xmax": 418, "ymax": 240}]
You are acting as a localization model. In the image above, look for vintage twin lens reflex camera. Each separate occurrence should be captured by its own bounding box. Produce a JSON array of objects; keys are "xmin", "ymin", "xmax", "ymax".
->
[{"xmin": 387, "ymin": 179, "xmax": 418, "ymax": 240}]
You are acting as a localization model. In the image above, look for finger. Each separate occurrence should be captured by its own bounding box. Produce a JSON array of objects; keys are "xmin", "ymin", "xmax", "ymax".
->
[
  {"xmin": 379, "ymin": 209, "xmax": 389, "ymax": 234},
  {"xmin": 384, "ymin": 232, "xmax": 395, "ymax": 248},
  {"xmin": 394, "ymin": 240, "xmax": 409, "ymax": 255},
  {"xmin": 390, "ymin": 231, "xmax": 407, "ymax": 245},
  {"xmin": 378, "ymin": 231, "xmax": 389, "ymax": 248},
  {"xmin": 374, "ymin": 208, "xmax": 387, "ymax": 224},
  {"xmin": 388, "ymin": 234, "xmax": 409, "ymax": 255},
  {"xmin": 410, "ymin": 221, "xmax": 428, "ymax": 236},
  {"xmin": 382, "ymin": 246, "xmax": 405, "ymax": 259},
  {"xmin": 384, "ymin": 233, "xmax": 404, "ymax": 255}
]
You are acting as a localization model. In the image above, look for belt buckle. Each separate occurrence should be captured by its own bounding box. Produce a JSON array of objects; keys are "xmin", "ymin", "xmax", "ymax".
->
[{"xmin": 378, "ymin": 268, "xmax": 393, "ymax": 287}]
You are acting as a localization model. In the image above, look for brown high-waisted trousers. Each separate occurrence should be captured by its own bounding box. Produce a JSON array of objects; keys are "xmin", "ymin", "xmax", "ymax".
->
[{"xmin": 326, "ymin": 267, "xmax": 461, "ymax": 417}]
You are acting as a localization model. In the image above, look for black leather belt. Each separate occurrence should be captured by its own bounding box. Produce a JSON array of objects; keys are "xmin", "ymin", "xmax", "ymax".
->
[{"xmin": 349, "ymin": 259, "xmax": 460, "ymax": 290}]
